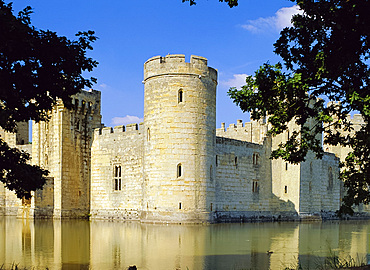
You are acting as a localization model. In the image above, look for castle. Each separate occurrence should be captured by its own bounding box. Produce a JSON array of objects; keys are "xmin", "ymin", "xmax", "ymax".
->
[{"xmin": 0, "ymin": 54, "xmax": 367, "ymax": 223}]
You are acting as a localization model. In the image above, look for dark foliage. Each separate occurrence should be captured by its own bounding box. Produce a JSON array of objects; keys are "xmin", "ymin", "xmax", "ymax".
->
[
  {"xmin": 0, "ymin": 1, "xmax": 97, "ymax": 198},
  {"xmin": 228, "ymin": 0, "xmax": 370, "ymax": 213}
]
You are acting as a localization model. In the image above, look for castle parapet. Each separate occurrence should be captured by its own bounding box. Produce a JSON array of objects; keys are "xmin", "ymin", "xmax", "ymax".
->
[
  {"xmin": 143, "ymin": 54, "xmax": 217, "ymax": 83},
  {"xmin": 94, "ymin": 123, "xmax": 143, "ymax": 137},
  {"xmin": 216, "ymin": 119, "xmax": 268, "ymax": 144},
  {"xmin": 71, "ymin": 89, "xmax": 101, "ymax": 114}
]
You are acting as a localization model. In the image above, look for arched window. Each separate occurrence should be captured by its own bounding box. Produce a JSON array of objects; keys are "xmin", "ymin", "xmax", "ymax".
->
[
  {"xmin": 177, "ymin": 163, "xmax": 182, "ymax": 178},
  {"xmin": 178, "ymin": 89, "xmax": 183, "ymax": 103}
]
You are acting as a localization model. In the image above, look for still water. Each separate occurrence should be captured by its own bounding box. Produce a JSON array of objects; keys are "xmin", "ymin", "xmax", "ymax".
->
[{"xmin": 0, "ymin": 217, "xmax": 369, "ymax": 270}]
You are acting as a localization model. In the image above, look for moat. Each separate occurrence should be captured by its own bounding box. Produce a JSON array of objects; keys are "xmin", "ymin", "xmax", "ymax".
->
[{"xmin": 0, "ymin": 218, "xmax": 369, "ymax": 270}]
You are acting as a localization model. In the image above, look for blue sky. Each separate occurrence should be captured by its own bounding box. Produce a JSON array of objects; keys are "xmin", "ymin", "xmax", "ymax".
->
[{"xmin": 12, "ymin": 0, "xmax": 300, "ymax": 128}]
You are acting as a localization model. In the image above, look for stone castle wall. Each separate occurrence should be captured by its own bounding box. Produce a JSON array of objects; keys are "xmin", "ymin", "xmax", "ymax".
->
[
  {"xmin": 216, "ymin": 119, "xmax": 268, "ymax": 144},
  {"xmin": 0, "ymin": 123, "xmax": 30, "ymax": 217},
  {"xmin": 90, "ymin": 123, "xmax": 143, "ymax": 220},
  {"xmin": 1, "ymin": 55, "xmax": 365, "ymax": 222},
  {"xmin": 32, "ymin": 90, "xmax": 102, "ymax": 218},
  {"xmin": 142, "ymin": 55, "xmax": 218, "ymax": 223},
  {"xmin": 214, "ymin": 136, "xmax": 273, "ymax": 220}
]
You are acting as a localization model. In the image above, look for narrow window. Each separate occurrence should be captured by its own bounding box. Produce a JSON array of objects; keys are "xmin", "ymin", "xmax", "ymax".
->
[
  {"xmin": 285, "ymin": 186, "xmax": 288, "ymax": 194},
  {"xmin": 285, "ymin": 163, "xmax": 288, "ymax": 170},
  {"xmin": 252, "ymin": 180, "xmax": 259, "ymax": 193},
  {"xmin": 328, "ymin": 167, "xmax": 333, "ymax": 190},
  {"xmin": 210, "ymin": 165, "xmax": 213, "ymax": 181},
  {"xmin": 287, "ymin": 130, "xmax": 290, "ymax": 140},
  {"xmin": 210, "ymin": 203, "xmax": 213, "ymax": 211},
  {"xmin": 113, "ymin": 165, "xmax": 122, "ymax": 191},
  {"xmin": 177, "ymin": 163, "xmax": 182, "ymax": 178},
  {"xmin": 216, "ymin": 155, "xmax": 218, "ymax": 167},
  {"xmin": 178, "ymin": 89, "xmax": 183, "ymax": 103},
  {"xmin": 253, "ymin": 153, "xmax": 259, "ymax": 165},
  {"xmin": 179, "ymin": 202, "xmax": 182, "ymax": 210},
  {"xmin": 147, "ymin": 128, "xmax": 150, "ymax": 141},
  {"xmin": 235, "ymin": 156, "xmax": 238, "ymax": 168}
]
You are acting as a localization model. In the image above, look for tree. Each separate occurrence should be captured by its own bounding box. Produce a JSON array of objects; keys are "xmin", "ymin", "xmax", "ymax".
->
[
  {"xmin": 0, "ymin": 1, "xmax": 98, "ymax": 198},
  {"xmin": 228, "ymin": 0, "xmax": 369, "ymax": 214}
]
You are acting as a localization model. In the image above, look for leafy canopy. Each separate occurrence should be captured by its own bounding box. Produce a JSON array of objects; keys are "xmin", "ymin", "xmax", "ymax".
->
[
  {"xmin": 0, "ymin": 1, "xmax": 98, "ymax": 198},
  {"xmin": 228, "ymin": 0, "xmax": 370, "ymax": 213}
]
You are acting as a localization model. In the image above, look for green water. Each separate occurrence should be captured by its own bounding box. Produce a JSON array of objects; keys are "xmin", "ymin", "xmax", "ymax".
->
[{"xmin": 0, "ymin": 217, "xmax": 369, "ymax": 270}]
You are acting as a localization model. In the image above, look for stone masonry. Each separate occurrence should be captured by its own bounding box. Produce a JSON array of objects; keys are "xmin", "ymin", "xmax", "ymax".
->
[{"xmin": 0, "ymin": 54, "xmax": 367, "ymax": 222}]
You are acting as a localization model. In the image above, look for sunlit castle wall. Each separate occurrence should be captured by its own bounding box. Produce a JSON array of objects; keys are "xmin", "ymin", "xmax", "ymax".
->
[
  {"xmin": 142, "ymin": 54, "xmax": 217, "ymax": 223},
  {"xmin": 90, "ymin": 123, "xmax": 144, "ymax": 220},
  {"xmin": 32, "ymin": 90, "xmax": 102, "ymax": 218}
]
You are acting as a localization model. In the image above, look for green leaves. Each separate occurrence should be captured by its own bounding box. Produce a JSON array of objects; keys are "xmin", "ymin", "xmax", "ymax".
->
[
  {"xmin": 0, "ymin": 139, "xmax": 48, "ymax": 199},
  {"xmin": 0, "ymin": 0, "xmax": 97, "ymax": 198},
  {"xmin": 228, "ymin": 0, "xmax": 370, "ymax": 213},
  {"xmin": 0, "ymin": 1, "xmax": 98, "ymax": 133}
]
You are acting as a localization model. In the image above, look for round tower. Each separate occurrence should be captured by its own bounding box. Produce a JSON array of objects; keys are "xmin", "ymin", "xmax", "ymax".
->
[{"xmin": 142, "ymin": 54, "xmax": 217, "ymax": 223}]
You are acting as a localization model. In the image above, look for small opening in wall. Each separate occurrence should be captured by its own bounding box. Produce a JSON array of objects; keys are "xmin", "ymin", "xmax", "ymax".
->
[
  {"xmin": 235, "ymin": 156, "xmax": 238, "ymax": 168},
  {"xmin": 216, "ymin": 155, "xmax": 218, "ymax": 167},
  {"xmin": 210, "ymin": 165, "xmax": 213, "ymax": 181},
  {"xmin": 328, "ymin": 167, "xmax": 333, "ymax": 190},
  {"xmin": 179, "ymin": 202, "xmax": 182, "ymax": 210},
  {"xmin": 177, "ymin": 163, "xmax": 182, "ymax": 178},
  {"xmin": 178, "ymin": 89, "xmax": 183, "ymax": 103},
  {"xmin": 252, "ymin": 180, "xmax": 259, "ymax": 193},
  {"xmin": 285, "ymin": 163, "xmax": 288, "ymax": 170},
  {"xmin": 114, "ymin": 165, "xmax": 122, "ymax": 191},
  {"xmin": 210, "ymin": 203, "xmax": 213, "ymax": 211},
  {"xmin": 253, "ymin": 153, "xmax": 259, "ymax": 165},
  {"xmin": 78, "ymin": 191, "xmax": 81, "ymax": 196},
  {"xmin": 147, "ymin": 128, "xmax": 150, "ymax": 141},
  {"xmin": 285, "ymin": 186, "xmax": 288, "ymax": 193}
]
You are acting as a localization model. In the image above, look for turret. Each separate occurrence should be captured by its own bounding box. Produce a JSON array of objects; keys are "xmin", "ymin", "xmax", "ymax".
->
[{"xmin": 142, "ymin": 54, "xmax": 217, "ymax": 223}]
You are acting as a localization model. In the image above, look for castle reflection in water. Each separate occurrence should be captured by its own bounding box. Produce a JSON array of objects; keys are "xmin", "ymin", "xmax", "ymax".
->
[{"xmin": 0, "ymin": 218, "xmax": 369, "ymax": 270}]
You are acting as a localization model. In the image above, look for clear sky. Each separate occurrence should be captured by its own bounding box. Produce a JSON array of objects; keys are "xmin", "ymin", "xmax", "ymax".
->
[{"xmin": 11, "ymin": 0, "xmax": 300, "ymax": 128}]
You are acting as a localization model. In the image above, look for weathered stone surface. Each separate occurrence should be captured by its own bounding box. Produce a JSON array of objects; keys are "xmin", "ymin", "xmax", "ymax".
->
[{"xmin": 0, "ymin": 55, "xmax": 367, "ymax": 222}]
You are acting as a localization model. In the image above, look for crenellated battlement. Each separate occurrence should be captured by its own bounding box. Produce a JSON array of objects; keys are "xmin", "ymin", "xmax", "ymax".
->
[
  {"xmin": 94, "ymin": 123, "xmax": 143, "ymax": 137},
  {"xmin": 71, "ymin": 89, "xmax": 101, "ymax": 114},
  {"xmin": 143, "ymin": 54, "xmax": 217, "ymax": 83},
  {"xmin": 327, "ymin": 101, "xmax": 365, "ymax": 125},
  {"xmin": 216, "ymin": 119, "xmax": 268, "ymax": 145}
]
